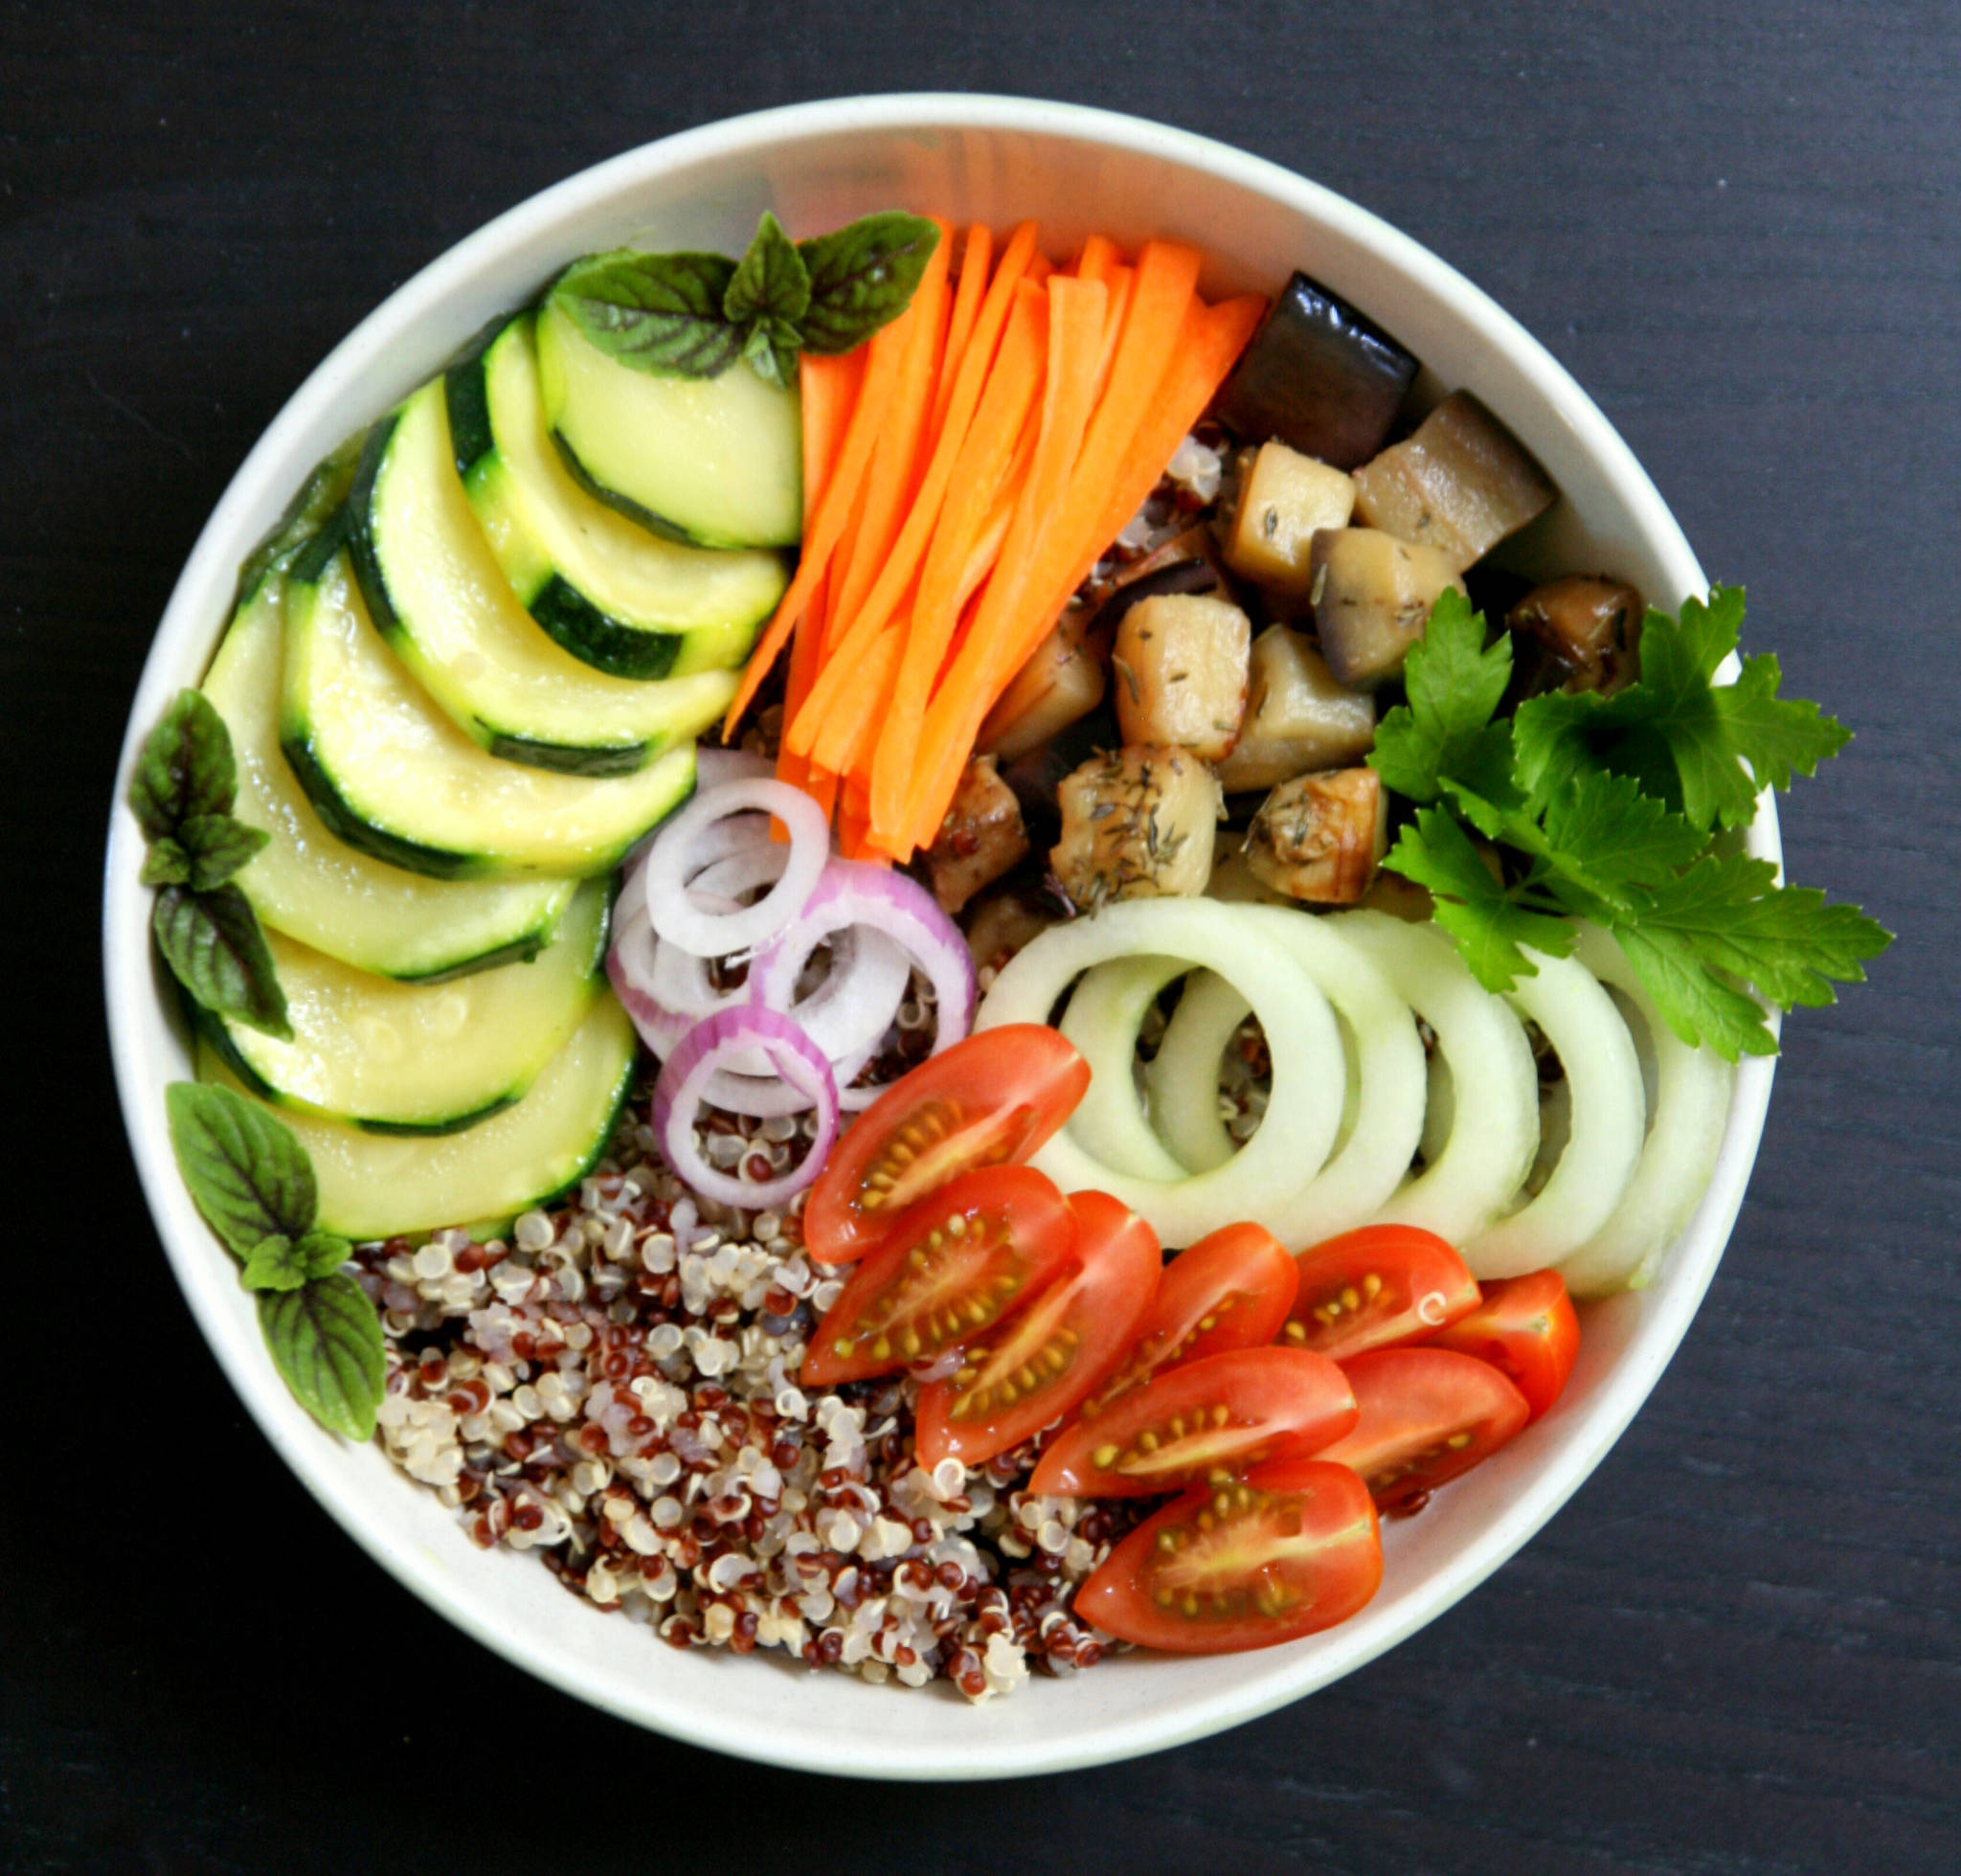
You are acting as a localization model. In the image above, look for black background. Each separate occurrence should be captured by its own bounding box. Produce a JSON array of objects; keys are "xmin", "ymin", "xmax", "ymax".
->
[{"xmin": 4, "ymin": 3, "xmax": 1957, "ymax": 1871}]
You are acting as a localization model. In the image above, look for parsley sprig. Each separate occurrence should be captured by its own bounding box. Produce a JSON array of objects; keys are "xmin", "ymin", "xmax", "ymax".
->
[{"xmin": 1370, "ymin": 587, "xmax": 1890, "ymax": 1060}]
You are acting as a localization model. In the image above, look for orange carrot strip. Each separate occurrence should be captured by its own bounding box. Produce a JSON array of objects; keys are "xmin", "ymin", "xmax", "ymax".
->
[
  {"xmin": 799, "ymin": 349, "xmax": 864, "ymax": 519},
  {"xmin": 1073, "ymin": 234, "xmax": 1121, "ymax": 283},
  {"xmin": 1086, "ymin": 265, "xmax": 1136, "ymax": 413},
  {"xmin": 1025, "ymin": 252, "xmax": 1056, "ymax": 284},
  {"xmin": 930, "ymin": 224, "xmax": 994, "ymax": 447},
  {"xmin": 867, "ymin": 282, "xmax": 1049, "ymax": 841},
  {"xmin": 809, "ymin": 621, "xmax": 905, "ymax": 775},
  {"xmin": 721, "ymin": 299, "xmax": 918, "ymax": 735},
  {"xmin": 953, "ymin": 412, "xmax": 1041, "ymax": 614}
]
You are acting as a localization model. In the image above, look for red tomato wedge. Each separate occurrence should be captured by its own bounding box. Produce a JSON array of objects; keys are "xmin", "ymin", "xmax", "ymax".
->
[
  {"xmin": 1074, "ymin": 1456, "xmax": 1383, "ymax": 1654},
  {"xmin": 1318, "ymin": 1347, "xmax": 1530, "ymax": 1514},
  {"xmin": 914, "ymin": 1190, "xmax": 1161, "ymax": 1467},
  {"xmin": 1078, "ymin": 1222, "xmax": 1299, "ymax": 1419},
  {"xmin": 802, "ymin": 1026, "xmax": 1090, "ymax": 1265},
  {"xmin": 799, "ymin": 1165, "xmax": 1076, "ymax": 1387},
  {"xmin": 1281, "ymin": 1225, "xmax": 1480, "ymax": 1363},
  {"xmin": 1428, "ymin": 1269, "xmax": 1580, "ymax": 1421},
  {"xmin": 1028, "ymin": 1345, "xmax": 1357, "ymax": 1498}
]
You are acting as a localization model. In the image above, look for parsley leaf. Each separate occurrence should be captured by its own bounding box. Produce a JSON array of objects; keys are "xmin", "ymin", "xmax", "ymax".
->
[
  {"xmin": 1385, "ymin": 809, "xmax": 1578, "ymax": 991},
  {"xmin": 1370, "ymin": 588, "xmax": 1519, "ymax": 807}
]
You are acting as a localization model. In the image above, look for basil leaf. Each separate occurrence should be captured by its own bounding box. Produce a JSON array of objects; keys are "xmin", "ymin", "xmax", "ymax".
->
[
  {"xmin": 298, "ymin": 1230, "xmax": 352, "ymax": 1279},
  {"xmin": 724, "ymin": 212, "xmax": 811, "ymax": 328},
  {"xmin": 129, "ymin": 689, "xmax": 236, "ymax": 840},
  {"xmin": 166, "ymin": 1081, "xmax": 317, "ymax": 1254},
  {"xmin": 258, "ymin": 1275, "xmax": 385, "ymax": 1441},
  {"xmin": 551, "ymin": 248, "xmax": 742, "ymax": 377},
  {"xmin": 241, "ymin": 1232, "xmax": 308, "ymax": 1292},
  {"xmin": 797, "ymin": 212, "xmax": 941, "ymax": 355},
  {"xmin": 180, "ymin": 813, "xmax": 271, "ymax": 891},
  {"xmin": 154, "ymin": 883, "xmax": 291, "ymax": 1039},
  {"xmin": 141, "ymin": 837, "xmax": 192, "ymax": 887},
  {"xmin": 741, "ymin": 314, "xmax": 803, "ymax": 391}
]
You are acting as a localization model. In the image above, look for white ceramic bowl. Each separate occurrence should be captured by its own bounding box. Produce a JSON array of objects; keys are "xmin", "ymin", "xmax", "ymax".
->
[{"xmin": 103, "ymin": 94, "xmax": 1777, "ymax": 1780}]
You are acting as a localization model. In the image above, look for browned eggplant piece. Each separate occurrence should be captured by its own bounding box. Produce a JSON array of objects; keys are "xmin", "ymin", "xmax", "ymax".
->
[
  {"xmin": 1351, "ymin": 391, "xmax": 1557, "ymax": 572},
  {"xmin": 1214, "ymin": 271, "xmax": 1419, "ymax": 470},
  {"xmin": 1112, "ymin": 592, "xmax": 1251, "ymax": 760},
  {"xmin": 924, "ymin": 757, "xmax": 1031, "ymax": 915},
  {"xmin": 1243, "ymin": 768, "xmax": 1387, "ymax": 905},
  {"xmin": 1354, "ymin": 870, "xmax": 1437, "ymax": 923},
  {"xmin": 1309, "ymin": 528, "xmax": 1467, "ymax": 689},
  {"xmin": 1221, "ymin": 441, "xmax": 1358, "ymax": 597},
  {"xmin": 1051, "ymin": 745, "xmax": 1222, "ymax": 909},
  {"xmin": 979, "ymin": 606, "xmax": 1109, "ymax": 762},
  {"xmin": 964, "ymin": 886, "xmax": 1060, "ymax": 979},
  {"xmin": 1214, "ymin": 624, "xmax": 1376, "ymax": 793},
  {"xmin": 995, "ymin": 696, "xmax": 1119, "ymax": 852},
  {"xmin": 1098, "ymin": 523, "xmax": 1234, "ymax": 614},
  {"xmin": 1505, "ymin": 576, "xmax": 1644, "ymax": 697}
]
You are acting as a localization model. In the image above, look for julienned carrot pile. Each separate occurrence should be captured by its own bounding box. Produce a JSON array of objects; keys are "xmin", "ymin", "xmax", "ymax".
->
[{"xmin": 723, "ymin": 221, "xmax": 1267, "ymax": 863}]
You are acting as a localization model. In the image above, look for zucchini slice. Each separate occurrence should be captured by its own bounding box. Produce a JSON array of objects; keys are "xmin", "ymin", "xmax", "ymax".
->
[
  {"xmin": 534, "ymin": 299, "xmax": 801, "ymax": 550},
  {"xmin": 280, "ymin": 548, "xmax": 696, "ymax": 879},
  {"xmin": 348, "ymin": 381, "xmax": 738, "ymax": 775},
  {"xmin": 198, "ymin": 878, "xmax": 610, "ymax": 1134},
  {"xmin": 197, "ymin": 994, "xmax": 640, "ymax": 1241},
  {"xmin": 449, "ymin": 317, "xmax": 788, "ymax": 679},
  {"xmin": 202, "ymin": 577, "xmax": 575, "ymax": 981}
]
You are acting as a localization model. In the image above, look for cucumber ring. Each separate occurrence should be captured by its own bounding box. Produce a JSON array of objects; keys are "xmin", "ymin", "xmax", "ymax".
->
[
  {"xmin": 1147, "ymin": 968, "xmax": 1252, "ymax": 1174},
  {"xmin": 1060, "ymin": 957, "xmax": 1196, "ymax": 1181}
]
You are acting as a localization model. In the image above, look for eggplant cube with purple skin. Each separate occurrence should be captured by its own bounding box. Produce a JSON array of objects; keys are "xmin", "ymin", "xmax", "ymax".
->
[
  {"xmin": 1309, "ymin": 527, "xmax": 1467, "ymax": 689},
  {"xmin": 1243, "ymin": 768, "xmax": 1387, "ymax": 905},
  {"xmin": 1223, "ymin": 441, "xmax": 1358, "ymax": 598},
  {"xmin": 1051, "ymin": 745, "xmax": 1223, "ymax": 909}
]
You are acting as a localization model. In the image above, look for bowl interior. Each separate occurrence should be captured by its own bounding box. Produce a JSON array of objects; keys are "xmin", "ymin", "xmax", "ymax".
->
[{"xmin": 103, "ymin": 96, "xmax": 1776, "ymax": 1780}]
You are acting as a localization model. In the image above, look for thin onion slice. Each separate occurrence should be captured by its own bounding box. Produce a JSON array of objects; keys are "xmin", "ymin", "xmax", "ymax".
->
[
  {"xmin": 652, "ymin": 1006, "xmax": 839, "ymax": 1207},
  {"xmin": 641, "ymin": 779, "xmax": 829, "ymax": 958},
  {"xmin": 1060, "ymin": 957, "xmax": 1194, "ymax": 1180}
]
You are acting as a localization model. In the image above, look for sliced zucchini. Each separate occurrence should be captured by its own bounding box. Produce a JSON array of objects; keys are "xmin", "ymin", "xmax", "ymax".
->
[
  {"xmin": 534, "ymin": 299, "xmax": 801, "ymax": 550},
  {"xmin": 448, "ymin": 317, "xmax": 788, "ymax": 680},
  {"xmin": 202, "ymin": 577, "xmax": 575, "ymax": 981},
  {"xmin": 347, "ymin": 381, "xmax": 738, "ymax": 775},
  {"xmin": 197, "ymin": 994, "xmax": 639, "ymax": 1241},
  {"xmin": 197, "ymin": 879, "xmax": 609, "ymax": 1133},
  {"xmin": 280, "ymin": 548, "xmax": 696, "ymax": 878}
]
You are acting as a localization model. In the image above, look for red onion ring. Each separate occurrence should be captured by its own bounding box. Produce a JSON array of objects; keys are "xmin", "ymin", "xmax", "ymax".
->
[
  {"xmin": 641, "ymin": 780, "xmax": 828, "ymax": 958},
  {"xmin": 652, "ymin": 1006, "xmax": 839, "ymax": 1208}
]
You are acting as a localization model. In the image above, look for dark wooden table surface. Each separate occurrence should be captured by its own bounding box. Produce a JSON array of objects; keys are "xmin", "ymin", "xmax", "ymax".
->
[{"xmin": 4, "ymin": 3, "xmax": 1955, "ymax": 1870}]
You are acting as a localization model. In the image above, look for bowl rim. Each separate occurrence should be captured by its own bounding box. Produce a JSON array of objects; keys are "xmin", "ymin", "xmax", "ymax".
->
[{"xmin": 101, "ymin": 91, "xmax": 1780, "ymax": 1780}]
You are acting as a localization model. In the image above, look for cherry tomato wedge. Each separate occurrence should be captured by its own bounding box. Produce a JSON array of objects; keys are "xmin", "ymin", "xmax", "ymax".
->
[
  {"xmin": 1427, "ymin": 1269, "xmax": 1580, "ymax": 1421},
  {"xmin": 799, "ymin": 1165, "xmax": 1076, "ymax": 1387},
  {"xmin": 1077, "ymin": 1223, "xmax": 1299, "ymax": 1420},
  {"xmin": 1280, "ymin": 1225, "xmax": 1480, "ymax": 1363},
  {"xmin": 1028, "ymin": 1345, "xmax": 1357, "ymax": 1498},
  {"xmin": 802, "ymin": 1026, "xmax": 1090, "ymax": 1265},
  {"xmin": 1318, "ymin": 1347, "xmax": 1530, "ymax": 1515},
  {"xmin": 914, "ymin": 1190, "xmax": 1161, "ymax": 1468},
  {"xmin": 1074, "ymin": 1456, "xmax": 1382, "ymax": 1654}
]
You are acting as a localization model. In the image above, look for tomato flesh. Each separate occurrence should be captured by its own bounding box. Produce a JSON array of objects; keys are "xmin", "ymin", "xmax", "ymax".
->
[
  {"xmin": 799, "ymin": 1165, "xmax": 1076, "ymax": 1386},
  {"xmin": 1281, "ymin": 1225, "xmax": 1480, "ymax": 1363},
  {"xmin": 802, "ymin": 1027, "xmax": 1090, "ymax": 1266},
  {"xmin": 1318, "ymin": 1347, "xmax": 1530, "ymax": 1514},
  {"xmin": 1074, "ymin": 1456, "xmax": 1382, "ymax": 1653},
  {"xmin": 1079, "ymin": 1222, "xmax": 1299, "ymax": 1419},
  {"xmin": 1029, "ymin": 1345, "xmax": 1357, "ymax": 1498},
  {"xmin": 1428, "ymin": 1269, "xmax": 1580, "ymax": 1421},
  {"xmin": 914, "ymin": 1190, "xmax": 1161, "ymax": 1467}
]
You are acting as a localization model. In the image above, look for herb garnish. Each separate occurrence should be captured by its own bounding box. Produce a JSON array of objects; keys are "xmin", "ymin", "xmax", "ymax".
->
[
  {"xmin": 166, "ymin": 1083, "xmax": 383, "ymax": 1439},
  {"xmin": 552, "ymin": 210, "xmax": 940, "ymax": 391},
  {"xmin": 131, "ymin": 689, "xmax": 288, "ymax": 1038},
  {"xmin": 1370, "ymin": 587, "xmax": 1891, "ymax": 1060}
]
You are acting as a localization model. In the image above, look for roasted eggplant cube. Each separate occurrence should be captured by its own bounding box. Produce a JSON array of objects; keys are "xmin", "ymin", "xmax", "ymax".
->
[
  {"xmin": 980, "ymin": 606, "xmax": 1109, "ymax": 762},
  {"xmin": 964, "ymin": 887, "xmax": 1060, "ymax": 979},
  {"xmin": 1244, "ymin": 768, "xmax": 1387, "ymax": 905},
  {"xmin": 925, "ymin": 757, "xmax": 1031, "ymax": 915},
  {"xmin": 1051, "ymin": 746, "xmax": 1222, "ymax": 907},
  {"xmin": 1214, "ymin": 271, "xmax": 1419, "ymax": 470},
  {"xmin": 1214, "ymin": 625, "xmax": 1376, "ymax": 792},
  {"xmin": 1112, "ymin": 593, "xmax": 1251, "ymax": 760},
  {"xmin": 1222, "ymin": 442, "xmax": 1358, "ymax": 598},
  {"xmin": 1352, "ymin": 391, "xmax": 1557, "ymax": 572},
  {"xmin": 1309, "ymin": 528, "xmax": 1467, "ymax": 689},
  {"xmin": 1506, "ymin": 576, "xmax": 1644, "ymax": 696}
]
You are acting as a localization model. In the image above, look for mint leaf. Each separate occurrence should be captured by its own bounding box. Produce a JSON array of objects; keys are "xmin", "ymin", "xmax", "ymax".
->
[
  {"xmin": 724, "ymin": 212, "xmax": 811, "ymax": 328},
  {"xmin": 142, "ymin": 837, "xmax": 192, "ymax": 887},
  {"xmin": 1384, "ymin": 809, "xmax": 1578, "ymax": 991},
  {"xmin": 241, "ymin": 1232, "xmax": 308, "ymax": 1292},
  {"xmin": 741, "ymin": 314, "xmax": 804, "ymax": 391},
  {"xmin": 299, "ymin": 1231, "xmax": 352, "ymax": 1278},
  {"xmin": 797, "ymin": 212, "xmax": 940, "ymax": 355},
  {"xmin": 166, "ymin": 1081, "xmax": 316, "ymax": 1254},
  {"xmin": 129, "ymin": 689, "xmax": 236, "ymax": 840},
  {"xmin": 154, "ymin": 883, "xmax": 291, "ymax": 1039},
  {"xmin": 258, "ymin": 1275, "xmax": 385, "ymax": 1441},
  {"xmin": 179, "ymin": 813, "xmax": 270, "ymax": 891},
  {"xmin": 551, "ymin": 249, "xmax": 742, "ymax": 377}
]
